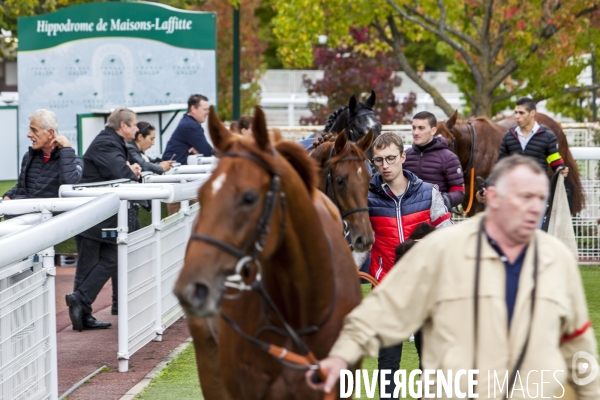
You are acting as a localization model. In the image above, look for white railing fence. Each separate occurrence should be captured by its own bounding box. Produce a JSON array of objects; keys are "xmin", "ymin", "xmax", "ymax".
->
[
  {"xmin": 59, "ymin": 172, "xmax": 212, "ymax": 373},
  {"xmin": 0, "ymin": 158, "xmax": 215, "ymax": 400},
  {"xmin": 0, "ymin": 194, "xmax": 121, "ymax": 400}
]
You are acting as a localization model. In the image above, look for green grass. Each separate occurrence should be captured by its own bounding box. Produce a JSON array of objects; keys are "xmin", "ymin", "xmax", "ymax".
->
[
  {"xmin": 134, "ymin": 266, "xmax": 600, "ymax": 400},
  {"xmin": 133, "ymin": 284, "xmax": 420, "ymax": 400},
  {"xmin": 134, "ymin": 344, "xmax": 203, "ymax": 399},
  {"xmin": 0, "ymin": 180, "xmax": 16, "ymax": 196}
]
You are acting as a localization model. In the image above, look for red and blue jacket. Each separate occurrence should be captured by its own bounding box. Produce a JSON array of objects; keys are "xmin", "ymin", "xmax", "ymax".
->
[{"xmin": 369, "ymin": 170, "xmax": 451, "ymax": 281}]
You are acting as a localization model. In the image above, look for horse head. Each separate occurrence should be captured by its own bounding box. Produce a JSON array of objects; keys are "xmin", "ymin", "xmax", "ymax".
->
[
  {"xmin": 309, "ymin": 129, "xmax": 375, "ymax": 252},
  {"xmin": 175, "ymin": 105, "xmax": 307, "ymax": 318},
  {"xmin": 436, "ymin": 110, "xmax": 470, "ymax": 169},
  {"xmin": 326, "ymin": 91, "xmax": 381, "ymax": 155}
]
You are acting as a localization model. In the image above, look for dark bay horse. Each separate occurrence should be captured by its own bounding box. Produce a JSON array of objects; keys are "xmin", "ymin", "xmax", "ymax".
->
[
  {"xmin": 437, "ymin": 111, "xmax": 585, "ymax": 216},
  {"xmin": 308, "ymin": 129, "xmax": 374, "ymax": 252},
  {"xmin": 301, "ymin": 91, "xmax": 382, "ymax": 158},
  {"xmin": 323, "ymin": 91, "xmax": 382, "ymax": 143},
  {"xmin": 175, "ymin": 105, "xmax": 362, "ymax": 400}
]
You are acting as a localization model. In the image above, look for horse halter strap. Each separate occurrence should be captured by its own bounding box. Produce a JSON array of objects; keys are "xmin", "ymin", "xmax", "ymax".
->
[
  {"xmin": 324, "ymin": 146, "xmax": 369, "ymax": 220},
  {"xmin": 345, "ymin": 108, "xmax": 375, "ymax": 135},
  {"xmin": 461, "ymin": 123, "xmax": 477, "ymax": 216},
  {"xmin": 189, "ymin": 150, "xmax": 286, "ymax": 286}
]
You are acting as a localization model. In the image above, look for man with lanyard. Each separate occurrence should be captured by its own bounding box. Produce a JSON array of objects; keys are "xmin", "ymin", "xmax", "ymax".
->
[
  {"xmin": 403, "ymin": 111, "xmax": 465, "ymax": 211},
  {"xmin": 307, "ymin": 155, "xmax": 599, "ymax": 399},
  {"xmin": 358, "ymin": 132, "xmax": 452, "ymax": 399},
  {"xmin": 477, "ymin": 97, "xmax": 569, "ymax": 211}
]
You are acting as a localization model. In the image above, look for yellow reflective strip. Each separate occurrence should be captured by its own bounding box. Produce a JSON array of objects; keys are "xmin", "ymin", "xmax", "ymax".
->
[{"xmin": 546, "ymin": 152, "xmax": 562, "ymax": 163}]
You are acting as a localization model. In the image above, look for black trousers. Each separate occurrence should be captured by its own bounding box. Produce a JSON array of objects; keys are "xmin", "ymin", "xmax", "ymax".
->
[
  {"xmin": 74, "ymin": 235, "xmax": 118, "ymax": 316},
  {"xmin": 378, "ymin": 343, "xmax": 403, "ymax": 399},
  {"xmin": 378, "ymin": 330, "xmax": 424, "ymax": 399}
]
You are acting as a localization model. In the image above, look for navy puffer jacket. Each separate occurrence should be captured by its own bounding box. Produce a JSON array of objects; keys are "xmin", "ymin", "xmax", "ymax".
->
[
  {"xmin": 403, "ymin": 137, "xmax": 465, "ymax": 208},
  {"xmin": 3, "ymin": 146, "xmax": 83, "ymax": 200}
]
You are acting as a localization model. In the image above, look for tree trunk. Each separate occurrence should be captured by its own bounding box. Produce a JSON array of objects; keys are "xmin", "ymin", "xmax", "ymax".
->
[{"xmin": 472, "ymin": 94, "xmax": 493, "ymax": 118}]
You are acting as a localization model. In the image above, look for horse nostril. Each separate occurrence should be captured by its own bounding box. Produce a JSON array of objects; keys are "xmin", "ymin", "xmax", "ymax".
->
[
  {"xmin": 355, "ymin": 236, "xmax": 364, "ymax": 248},
  {"xmin": 186, "ymin": 282, "xmax": 209, "ymax": 309}
]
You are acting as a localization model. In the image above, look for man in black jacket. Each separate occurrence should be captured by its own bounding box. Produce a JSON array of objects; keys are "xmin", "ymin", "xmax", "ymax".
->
[
  {"xmin": 477, "ymin": 97, "xmax": 568, "ymax": 204},
  {"xmin": 66, "ymin": 108, "xmax": 141, "ymax": 332},
  {"xmin": 3, "ymin": 109, "xmax": 83, "ymax": 202}
]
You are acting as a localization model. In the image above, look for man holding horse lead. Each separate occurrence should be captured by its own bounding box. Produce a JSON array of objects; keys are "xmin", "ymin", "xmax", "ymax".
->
[
  {"xmin": 360, "ymin": 131, "xmax": 452, "ymax": 399},
  {"xmin": 308, "ymin": 155, "xmax": 599, "ymax": 399},
  {"xmin": 477, "ymin": 97, "xmax": 569, "ymax": 205},
  {"xmin": 403, "ymin": 111, "xmax": 465, "ymax": 212}
]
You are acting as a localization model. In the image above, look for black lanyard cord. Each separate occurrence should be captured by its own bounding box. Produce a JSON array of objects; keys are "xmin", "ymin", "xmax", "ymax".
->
[{"xmin": 472, "ymin": 218, "xmax": 538, "ymax": 400}]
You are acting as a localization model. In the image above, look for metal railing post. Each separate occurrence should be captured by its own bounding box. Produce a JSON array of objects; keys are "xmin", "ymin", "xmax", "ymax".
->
[
  {"xmin": 117, "ymin": 200, "xmax": 130, "ymax": 372},
  {"xmin": 41, "ymin": 206, "xmax": 58, "ymax": 399},
  {"xmin": 152, "ymin": 199, "xmax": 164, "ymax": 342}
]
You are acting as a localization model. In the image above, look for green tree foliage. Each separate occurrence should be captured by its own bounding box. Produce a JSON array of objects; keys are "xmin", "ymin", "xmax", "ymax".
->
[
  {"xmin": 300, "ymin": 27, "xmax": 415, "ymax": 125},
  {"xmin": 196, "ymin": 0, "xmax": 266, "ymax": 120},
  {"xmin": 271, "ymin": 0, "xmax": 600, "ymax": 118}
]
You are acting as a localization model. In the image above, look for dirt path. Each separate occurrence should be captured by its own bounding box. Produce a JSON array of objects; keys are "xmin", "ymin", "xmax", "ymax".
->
[{"xmin": 56, "ymin": 266, "xmax": 191, "ymax": 400}]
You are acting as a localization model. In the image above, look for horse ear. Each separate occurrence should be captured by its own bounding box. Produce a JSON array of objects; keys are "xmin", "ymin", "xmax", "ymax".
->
[
  {"xmin": 207, "ymin": 106, "xmax": 232, "ymax": 152},
  {"xmin": 357, "ymin": 129, "xmax": 374, "ymax": 152},
  {"xmin": 348, "ymin": 95, "xmax": 357, "ymax": 115},
  {"xmin": 334, "ymin": 129, "xmax": 348, "ymax": 154},
  {"xmin": 446, "ymin": 110, "xmax": 458, "ymax": 130},
  {"xmin": 252, "ymin": 105, "xmax": 270, "ymax": 151},
  {"xmin": 366, "ymin": 90, "xmax": 376, "ymax": 108}
]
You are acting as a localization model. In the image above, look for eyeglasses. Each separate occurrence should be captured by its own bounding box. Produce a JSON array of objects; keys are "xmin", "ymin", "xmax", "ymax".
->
[{"xmin": 373, "ymin": 154, "xmax": 400, "ymax": 166}]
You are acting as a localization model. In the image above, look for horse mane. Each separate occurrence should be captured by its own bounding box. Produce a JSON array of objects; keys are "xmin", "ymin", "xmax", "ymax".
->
[
  {"xmin": 324, "ymin": 107, "xmax": 347, "ymax": 132},
  {"xmin": 274, "ymin": 141, "xmax": 319, "ymax": 195}
]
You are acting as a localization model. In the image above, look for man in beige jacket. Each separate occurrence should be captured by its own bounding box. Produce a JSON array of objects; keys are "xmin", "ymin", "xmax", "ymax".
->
[{"xmin": 307, "ymin": 155, "xmax": 599, "ymax": 399}]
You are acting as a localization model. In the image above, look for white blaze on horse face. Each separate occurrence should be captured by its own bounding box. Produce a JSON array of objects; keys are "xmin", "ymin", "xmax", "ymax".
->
[
  {"xmin": 358, "ymin": 166, "xmax": 363, "ymax": 176},
  {"xmin": 367, "ymin": 117, "xmax": 377, "ymax": 129},
  {"xmin": 211, "ymin": 173, "xmax": 227, "ymax": 195}
]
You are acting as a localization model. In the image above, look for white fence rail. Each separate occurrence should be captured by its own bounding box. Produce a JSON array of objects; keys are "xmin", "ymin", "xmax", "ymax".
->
[
  {"xmin": 0, "ymin": 194, "xmax": 120, "ymax": 400},
  {"xmin": 58, "ymin": 167, "xmax": 212, "ymax": 372},
  {"xmin": 0, "ymin": 159, "xmax": 214, "ymax": 399}
]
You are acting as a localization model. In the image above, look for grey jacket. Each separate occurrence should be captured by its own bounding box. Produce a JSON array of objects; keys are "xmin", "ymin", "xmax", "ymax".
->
[{"xmin": 126, "ymin": 142, "xmax": 164, "ymax": 174}]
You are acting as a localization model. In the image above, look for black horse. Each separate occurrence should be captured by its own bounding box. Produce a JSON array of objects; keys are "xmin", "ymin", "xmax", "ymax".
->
[{"xmin": 299, "ymin": 91, "xmax": 382, "ymax": 152}]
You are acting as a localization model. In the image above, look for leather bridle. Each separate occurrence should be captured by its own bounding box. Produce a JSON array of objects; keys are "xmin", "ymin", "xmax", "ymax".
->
[
  {"xmin": 190, "ymin": 150, "xmax": 286, "ymax": 291},
  {"xmin": 448, "ymin": 122, "xmax": 477, "ymax": 216},
  {"xmin": 323, "ymin": 146, "xmax": 370, "ymax": 242},
  {"xmin": 188, "ymin": 149, "xmax": 337, "ymax": 374},
  {"xmin": 343, "ymin": 108, "xmax": 376, "ymax": 139}
]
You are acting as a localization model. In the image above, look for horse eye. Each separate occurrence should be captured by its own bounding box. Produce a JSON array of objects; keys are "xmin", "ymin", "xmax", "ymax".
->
[
  {"xmin": 336, "ymin": 176, "xmax": 345, "ymax": 185},
  {"xmin": 241, "ymin": 191, "xmax": 258, "ymax": 205}
]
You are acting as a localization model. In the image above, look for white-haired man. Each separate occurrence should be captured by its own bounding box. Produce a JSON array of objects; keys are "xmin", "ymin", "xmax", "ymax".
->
[{"xmin": 3, "ymin": 109, "xmax": 83, "ymax": 201}]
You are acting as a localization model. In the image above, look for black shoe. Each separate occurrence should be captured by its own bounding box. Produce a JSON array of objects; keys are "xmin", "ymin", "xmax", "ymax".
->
[
  {"xmin": 82, "ymin": 316, "xmax": 112, "ymax": 330},
  {"xmin": 66, "ymin": 293, "xmax": 84, "ymax": 332},
  {"xmin": 111, "ymin": 300, "xmax": 118, "ymax": 315}
]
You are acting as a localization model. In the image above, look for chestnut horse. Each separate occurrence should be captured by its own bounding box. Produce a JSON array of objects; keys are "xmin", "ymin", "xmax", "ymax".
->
[
  {"xmin": 175, "ymin": 105, "xmax": 362, "ymax": 400},
  {"xmin": 308, "ymin": 129, "xmax": 374, "ymax": 253},
  {"xmin": 436, "ymin": 111, "xmax": 585, "ymax": 216}
]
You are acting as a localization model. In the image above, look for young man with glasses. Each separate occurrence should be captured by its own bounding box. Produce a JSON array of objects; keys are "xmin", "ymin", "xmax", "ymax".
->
[{"xmin": 364, "ymin": 132, "xmax": 452, "ymax": 399}]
